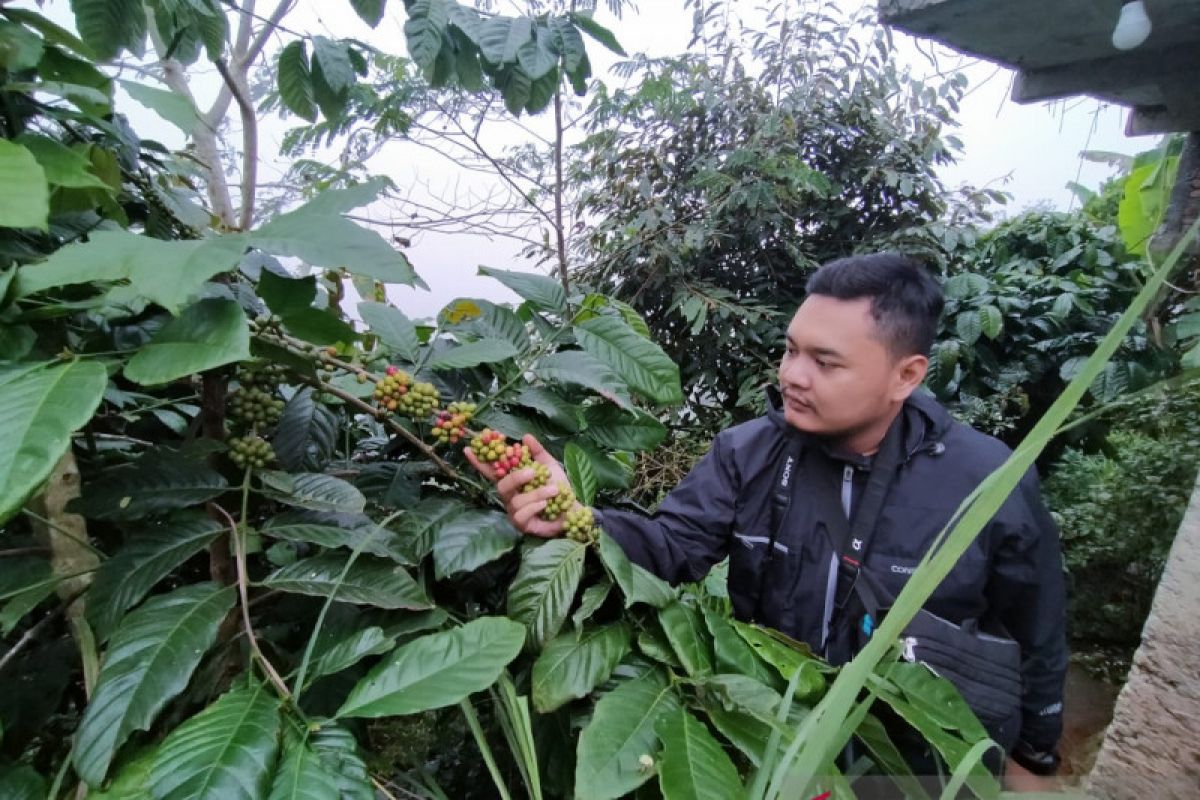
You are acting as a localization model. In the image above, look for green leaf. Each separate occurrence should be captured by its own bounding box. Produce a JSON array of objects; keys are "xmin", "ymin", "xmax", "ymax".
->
[
  {"xmin": 359, "ymin": 301, "xmax": 420, "ymax": 362},
  {"xmin": 575, "ymin": 316, "xmax": 682, "ymax": 406},
  {"xmin": 583, "ymin": 405, "xmax": 668, "ymax": 451},
  {"xmin": 698, "ymin": 674, "xmax": 785, "ymax": 726},
  {"xmin": 507, "ymin": 538, "xmax": 586, "ymax": 648},
  {"xmin": 517, "ymin": 26, "xmax": 558, "ymax": 80},
  {"xmin": 274, "ymin": 387, "xmax": 338, "ymax": 471},
  {"xmin": 564, "ymin": 442, "xmax": 598, "ymax": 506},
  {"xmin": 281, "ymin": 307, "xmax": 359, "ymax": 346},
  {"xmin": 569, "ymin": 13, "xmax": 625, "ymax": 56},
  {"xmin": 259, "ymin": 471, "xmax": 366, "ymax": 514},
  {"xmin": 148, "ymin": 683, "xmax": 281, "ymax": 800},
  {"xmin": 597, "ymin": 532, "xmax": 675, "ymax": 609},
  {"xmin": 403, "ymin": 0, "xmax": 450, "ymax": 70},
  {"xmin": 573, "ymin": 578, "xmax": 612, "ymax": 628},
  {"xmin": 0, "ymin": 764, "xmax": 46, "ymax": 800},
  {"xmin": 258, "ymin": 270, "xmax": 317, "ymax": 317},
  {"xmin": 575, "ymin": 668, "xmax": 680, "ymax": 800},
  {"xmin": 955, "ymin": 310, "xmax": 982, "ymax": 346},
  {"xmin": 263, "ymin": 553, "xmax": 432, "ymax": 610},
  {"xmin": 86, "ymin": 513, "xmax": 224, "ymax": 642},
  {"xmin": 268, "ymin": 733, "xmax": 342, "ymax": 800},
  {"xmin": 338, "ymin": 617, "xmax": 526, "ymax": 718},
  {"xmin": 69, "ymin": 456, "xmax": 229, "ymax": 521},
  {"xmin": 73, "ymin": 583, "xmax": 236, "ymax": 787},
  {"xmin": 278, "ymin": 41, "xmax": 317, "ymax": 122},
  {"xmin": 477, "ymin": 16, "xmax": 532, "ymax": 64},
  {"xmin": 311, "ymin": 725, "xmax": 373, "ymax": 800},
  {"xmin": 17, "ymin": 135, "xmax": 109, "ymax": 189},
  {"xmin": 250, "ymin": 185, "xmax": 421, "ymax": 287},
  {"xmin": 87, "ymin": 748, "xmax": 156, "ymax": 800},
  {"xmin": 514, "ymin": 386, "xmax": 579, "ymax": 431},
  {"xmin": 68, "ymin": 0, "xmax": 145, "ymax": 61},
  {"xmin": 979, "ymin": 304, "xmax": 1003, "ymax": 340},
  {"xmin": 0, "ymin": 140, "xmax": 49, "ymax": 230},
  {"xmin": 349, "ymin": 0, "xmax": 387, "ymax": 27},
  {"xmin": 431, "ymin": 509, "xmax": 519, "ymax": 579},
  {"xmin": 446, "ymin": 298, "xmax": 531, "ymax": 352},
  {"xmin": 531, "ymin": 623, "xmax": 630, "ymax": 713},
  {"xmin": 311, "ymin": 36, "xmax": 355, "ymax": 93},
  {"xmin": 306, "ymin": 626, "xmax": 395, "ymax": 685},
  {"xmin": 702, "ymin": 608, "xmax": 779, "ymax": 689},
  {"xmin": 390, "ymin": 496, "xmax": 465, "ymax": 562},
  {"xmin": 263, "ymin": 510, "xmax": 412, "ymax": 563},
  {"xmin": 478, "ymin": 265, "xmax": 565, "ymax": 311},
  {"xmin": 125, "ymin": 299, "xmax": 250, "ymax": 385},
  {"xmin": 730, "ymin": 621, "xmax": 827, "ymax": 699},
  {"xmin": 427, "ymin": 337, "xmax": 518, "ymax": 370},
  {"xmin": 119, "ymin": 79, "xmax": 198, "ymax": 134},
  {"xmin": 0, "ymin": 360, "xmax": 106, "ymax": 524},
  {"xmin": 16, "ymin": 231, "xmax": 244, "ymax": 313},
  {"xmin": 942, "ymin": 273, "xmax": 988, "ymax": 300},
  {"xmin": 533, "ymin": 350, "xmax": 633, "ymax": 410},
  {"xmin": 658, "ymin": 602, "xmax": 713, "ymax": 677},
  {"xmin": 699, "ymin": 699, "xmax": 774, "ymax": 768},
  {"xmin": 655, "ymin": 709, "xmax": 743, "ymax": 800}
]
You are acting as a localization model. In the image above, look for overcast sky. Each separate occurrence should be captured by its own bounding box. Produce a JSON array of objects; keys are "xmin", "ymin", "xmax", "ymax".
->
[{"xmin": 28, "ymin": 1, "xmax": 1158, "ymax": 318}]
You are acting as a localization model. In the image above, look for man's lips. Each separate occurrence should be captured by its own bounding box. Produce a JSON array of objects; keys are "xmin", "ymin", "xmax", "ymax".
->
[{"xmin": 783, "ymin": 395, "xmax": 813, "ymax": 411}]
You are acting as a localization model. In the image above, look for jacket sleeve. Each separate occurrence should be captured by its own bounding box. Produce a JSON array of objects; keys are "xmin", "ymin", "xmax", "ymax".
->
[
  {"xmin": 986, "ymin": 468, "xmax": 1068, "ymax": 753},
  {"xmin": 595, "ymin": 431, "xmax": 740, "ymax": 584}
]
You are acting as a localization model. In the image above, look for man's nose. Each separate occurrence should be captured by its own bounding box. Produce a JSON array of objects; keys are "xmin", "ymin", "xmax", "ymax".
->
[{"xmin": 781, "ymin": 358, "xmax": 812, "ymax": 389}]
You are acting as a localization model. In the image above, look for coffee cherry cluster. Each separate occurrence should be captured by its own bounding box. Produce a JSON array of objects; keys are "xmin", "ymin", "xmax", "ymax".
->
[
  {"xmin": 470, "ymin": 429, "xmax": 508, "ymax": 463},
  {"xmin": 521, "ymin": 462, "xmax": 551, "ymax": 492},
  {"xmin": 540, "ymin": 482, "xmax": 575, "ymax": 521},
  {"xmin": 494, "ymin": 443, "xmax": 533, "ymax": 479},
  {"xmin": 398, "ymin": 381, "xmax": 439, "ymax": 419},
  {"xmin": 373, "ymin": 366, "xmax": 413, "ymax": 412},
  {"xmin": 431, "ymin": 402, "xmax": 476, "ymax": 445},
  {"xmin": 228, "ymin": 386, "xmax": 284, "ymax": 427},
  {"xmin": 228, "ymin": 435, "xmax": 274, "ymax": 470},
  {"xmin": 564, "ymin": 506, "xmax": 596, "ymax": 543},
  {"xmin": 239, "ymin": 363, "xmax": 287, "ymax": 392}
]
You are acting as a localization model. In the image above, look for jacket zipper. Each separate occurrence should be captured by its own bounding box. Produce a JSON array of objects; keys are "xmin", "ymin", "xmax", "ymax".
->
[{"xmin": 841, "ymin": 465, "xmax": 854, "ymax": 518}]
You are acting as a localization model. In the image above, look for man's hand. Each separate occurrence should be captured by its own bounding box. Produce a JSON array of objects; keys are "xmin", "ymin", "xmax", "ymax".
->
[{"xmin": 464, "ymin": 434, "xmax": 580, "ymax": 538}]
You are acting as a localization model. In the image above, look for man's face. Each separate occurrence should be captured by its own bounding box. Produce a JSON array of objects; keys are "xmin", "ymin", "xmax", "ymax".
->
[{"xmin": 777, "ymin": 295, "xmax": 922, "ymax": 440}]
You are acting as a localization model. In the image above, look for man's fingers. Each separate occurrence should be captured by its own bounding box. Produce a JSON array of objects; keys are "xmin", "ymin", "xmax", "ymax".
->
[
  {"xmin": 512, "ymin": 497, "xmax": 550, "ymax": 531},
  {"xmin": 462, "ymin": 447, "xmax": 497, "ymax": 482},
  {"xmin": 497, "ymin": 467, "xmax": 538, "ymax": 500}
]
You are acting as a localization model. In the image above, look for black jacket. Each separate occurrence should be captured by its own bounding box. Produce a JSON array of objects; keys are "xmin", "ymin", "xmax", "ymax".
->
[{"xmin": 597, "ymin": 389, "xmax": 1067, "ymax": 752}]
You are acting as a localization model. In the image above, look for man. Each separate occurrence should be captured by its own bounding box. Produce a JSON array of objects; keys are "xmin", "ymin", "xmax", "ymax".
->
[{"xmin": 466, "ymin": 254, "xmax": 1066, "ymax": 786}]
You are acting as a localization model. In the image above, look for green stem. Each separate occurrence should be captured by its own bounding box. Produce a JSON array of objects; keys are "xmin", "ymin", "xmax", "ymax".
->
[
  {"xmin": 460, "ymin": 697, "xmax": 514, "ymax": 800},
  {"xmin": 472, "ymin": 306, "xmax": 588, "ymax": 419},
  {"xmin": 20, "ymin": 508, "xmax": 105, "ymax": 558}
]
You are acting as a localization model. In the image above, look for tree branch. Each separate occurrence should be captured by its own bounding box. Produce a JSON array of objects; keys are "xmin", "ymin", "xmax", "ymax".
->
[{"xmin": 214, "ymin": 57, "xmax": 258, "ymax": 230}]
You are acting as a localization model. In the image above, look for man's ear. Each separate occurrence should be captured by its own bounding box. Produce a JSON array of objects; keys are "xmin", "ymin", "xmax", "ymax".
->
[{"xmin": 892, "ymin": 354, "xmax": 928, "ymax": 400}]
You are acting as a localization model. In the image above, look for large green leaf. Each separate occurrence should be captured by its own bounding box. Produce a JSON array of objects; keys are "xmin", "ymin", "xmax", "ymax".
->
[
  {"xmin": 311, "ymin": 725, "xmax": 373, "ymax": 800},
  {"xmin": 569, "ymin": 12, "xmax": 626, "ymax": 56},
  {"xmin": 268, "ymin": 732, "xmax": 342, "ymax": 800},
  {"xmin": 257, "ymin": 270, "xmax": 317, "ymax": 317},
  {"xmin": 702, "ymin": 608, "xmax": 779, "ymax": 689},
  {"xmin": 658, "ymin": 602, "xmax": 713, "ymax": 677},
  {"xmin": 507, "ymin": 538, "xmax": 586, "ymax": 648},
  {"xmin": 87, "ymin": 513, "xmax": 224, "ymax": 642},
  {"xmin": 583, "ymin": 405, "xmax": 667, "ymax": 452},
  {"xmin": 533, "ymin": 351, "xmax": 633, "ymax": 410},
  {"xmin": 514, "ymin": 386, "xmax": 579, "ymax": 431},
  {"xmin": 655, "ymin": 709, "xmax": 743, "ymax": 800},
  {"xmin": 597, "ymin": 532, "xmax": 676, "ymax": 609},
  {"xmin": 575, "ymin": 316, "xmax": 682, "ymax": 406},
  {"xmin": 69, "ymin": 456, "xmax": 229, "ymax": 521},
  {"xmin": 274, "ymin": 387, "xmax": 338, "ymax": 471},
  {"xmin": 564, "ymin": 442, "xmax": 598, "ymax": 506},
  {"xmin": 955, "ymin": 310, "xmax": 982, "ymax": 346},
  {"xmin": 979, "ymin": 304, "xmax": 1003, "ymax": 340},
  {"xmin": 403, "ymin": 0, "xmax": 450, "ymax": 70},
  {"xmin": 258, "ymin": 471, "xmax": 366, "ymax": 514},
  {"xmin": 531, "ymin": 623, "xmax": 630, "ymax": 713},
  {"xmin": 277, "ymin": 41, "xmax": 317, "ymax": 122},
  {"xmin": 73, "ymin": 583, "xmax": 236, "ymax": 787},
  {"xmin": 431, "ymin": 509, "xmax": 519, "ymax": 579},
  {"xmin": 0, "ymin": 360, "xmax": 106, "ymax": 524},
  {"xmin": 358, "ymin": 301, "xmax": 420, "ymax": 362},
  {"xmin": 478, "ymin": 265, "xmax": 565, "ymax": 311},
  {"xmin": 338, "ymin": 617, "xmax": 526, "ymax": 718},
  {"xmin": 390, "ymin": 496, "xmax": 466, "ymax": 562},
  {"xmin": 730, "ymin": 621, "xmax": 827, "ymax": 699},
  {"xmin": 124, "ymin": 299, "xmax": 250, "ymax": 385},
  {"xmin": 68, "ymin": 0, "xmax": 145, "ymax": 61},
  {"xmin": 443, "ymin": 297, "xmax": 531, "ymax": 352},
  {"xmin": 349, "ymin": 0, "xmax": 387, "ymax": 27},
  {"xmin": 119, "ymin": 79, "xmax": 198, "ymax": 134},
  {"xmin": 16, "ymin": 231, "xmax": 244, "ymax": 313},
  {"xmin": 263, "ymin": 510, "xmax": 411, "ymax": 563},
  {"xmin": 427, "ymin": 337, "xmax": 518, "ymax": 370},
  {"xmin": 148, "ymin": 683, "xmax": 281, "ymax": 800},
  {"xmin": 249, "ymin": 184, "xmax": 421, "ymax": 287},
  {"xmin": 311, "ymin": 36, "xmax": 355, "ymax": 93},
  {"xmin": 263, "ymin": 553, "xmax": 432, "ymax": 610},
  {"xmin": 575, "ymin": 668, "xmax": 680, "ymax": 800},
  {"xmin": 306, "ymin": 626, "xmax": 395, "ymax": 685},
  {"xmin": 17, "ymin": 135, "xmax": 109, "ymax": 189},
  {"xmin": 477, "ymin": 16, "xmax": 533, "ymax": 65},
  {"xmin": 0, "ymin": 140, "xmax": 48, "ymax": 230}
]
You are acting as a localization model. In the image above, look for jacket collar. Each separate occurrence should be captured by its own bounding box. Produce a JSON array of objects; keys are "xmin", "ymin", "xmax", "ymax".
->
[{"xmin": 764, "ymin": 385, "xmax": 952, "ymax": 461}]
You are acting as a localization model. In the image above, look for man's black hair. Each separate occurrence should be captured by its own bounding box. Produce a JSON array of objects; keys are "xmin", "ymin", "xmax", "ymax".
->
[{"xmin": 805, "ymin": 253, "xmax": 944, "ymax": 357}]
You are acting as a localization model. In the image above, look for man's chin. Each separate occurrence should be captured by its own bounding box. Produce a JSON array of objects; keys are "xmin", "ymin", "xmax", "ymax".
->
[{"xmin": 783, "ymin": 406, "xmax": 824, "ymax": 433}]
